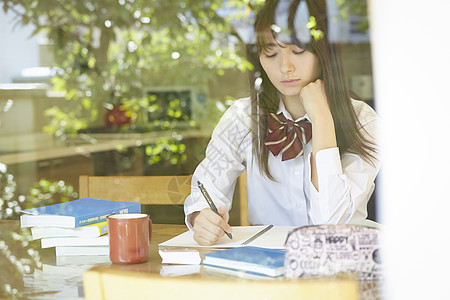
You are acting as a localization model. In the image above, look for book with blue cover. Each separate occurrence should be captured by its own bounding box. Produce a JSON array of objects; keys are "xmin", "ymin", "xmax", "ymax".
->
[
  {"xmin": 201, "ymin": 246, "xmax": 285, "ymax": 277},
  {"xmin": 20, "ymin": 198, "xmax": 140, "ymax": 228}
]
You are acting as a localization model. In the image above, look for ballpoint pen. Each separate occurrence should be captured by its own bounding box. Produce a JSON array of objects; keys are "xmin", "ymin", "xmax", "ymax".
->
[{"xmin": 197, "ymin": 181, "xmax": 233, "ymax": 239}]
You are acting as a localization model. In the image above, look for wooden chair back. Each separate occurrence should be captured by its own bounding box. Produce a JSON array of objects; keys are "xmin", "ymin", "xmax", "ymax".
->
[
  {"xmin": 79, "ymin": 173, "xmax": 250, "ymax": 225},
  {"xmin": 83, "ymin": 267, "xmax": 359, "ymax": 300},
  {"xmin": 238, "ymin": 170, "xmax": 250, "ymax": 226},
  {"xmin": 79, "ymin": 175, "xmax": 192, "ymax": 205}
]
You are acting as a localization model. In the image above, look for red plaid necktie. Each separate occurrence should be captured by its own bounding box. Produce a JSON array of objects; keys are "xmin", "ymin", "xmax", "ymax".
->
[{"xmin": 264, "ymin": 113, "xmax": 312, "ymax": 161}]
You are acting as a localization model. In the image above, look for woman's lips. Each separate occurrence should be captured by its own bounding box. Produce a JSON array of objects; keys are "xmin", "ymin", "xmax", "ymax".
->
[{"xmin": 281, "ymin": 79, "xmax": 300, "ymax": 86}]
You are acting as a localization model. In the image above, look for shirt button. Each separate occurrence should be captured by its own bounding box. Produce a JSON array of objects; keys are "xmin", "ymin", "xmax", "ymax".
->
[
  {"xmin": 294, "ymin": 171, "xmax": 300, "ymax": 176},
  {"xmin": 297, "ymin": 203, "xmax": 303, "ymax": 208}
]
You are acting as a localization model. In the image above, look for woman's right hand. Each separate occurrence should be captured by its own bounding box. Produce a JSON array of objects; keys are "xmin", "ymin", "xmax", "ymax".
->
[{"xmin": 191, "ymin": 206, "xmax": 232, "ymax": 246}]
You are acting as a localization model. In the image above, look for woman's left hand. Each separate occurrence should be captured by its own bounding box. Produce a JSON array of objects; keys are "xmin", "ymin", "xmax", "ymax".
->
[
  {"xmin": 300, "ymin": 79, "xmax": 332, "ymax": 123},
  {"xmin": 300, "ymin": 79, "xmax": 337, "ymax": 191}
]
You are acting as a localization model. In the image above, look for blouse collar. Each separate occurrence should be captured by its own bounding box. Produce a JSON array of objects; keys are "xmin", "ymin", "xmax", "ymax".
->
[{"xmin": 276, "ymin": 99, "xmax": 311, "ymax": 123}]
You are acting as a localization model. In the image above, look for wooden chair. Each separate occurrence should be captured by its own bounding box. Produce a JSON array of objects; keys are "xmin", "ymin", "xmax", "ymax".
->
[
  {"xmin": 79, "ymin": 175, "xmax": 192, "ymax": 205},
  {"xmin": 79, "ymin": 173, "xmax": 250, "ymax": 225},
  {"xmin": 84, "ymin": 267, "xmax": 359, "ymax": 300},
  {"xmin": 238, "ymin": 170, "xmax": 250, "ymax": 226}
]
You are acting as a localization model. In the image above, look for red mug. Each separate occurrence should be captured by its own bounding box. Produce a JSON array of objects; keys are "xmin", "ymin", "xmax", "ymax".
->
[{"xmin": 107, "ymin": 213, "xmax": 152, "ymax": 264}]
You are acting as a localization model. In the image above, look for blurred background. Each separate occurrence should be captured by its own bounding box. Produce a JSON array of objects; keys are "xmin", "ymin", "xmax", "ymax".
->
[{"xmin": 0, "ymin": 0, "xmax": 375, "ymax": 224}]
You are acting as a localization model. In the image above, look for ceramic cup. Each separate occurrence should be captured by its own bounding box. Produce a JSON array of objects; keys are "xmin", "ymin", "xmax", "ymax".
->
[{"xmin": 107, "ymin": 213, "xmax": 152, "ymax": 264}]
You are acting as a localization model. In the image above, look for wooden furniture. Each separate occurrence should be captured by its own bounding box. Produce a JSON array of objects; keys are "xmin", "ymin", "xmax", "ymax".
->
[
  {"xmin": 79, "ymin": 174, "xmax": 251, "ymax": 225},
  {"xmin": 84, "ymin": 267, "xmax": 359, "ymax": 300},
  {"xmin": 239, "ymin": 170, "xmax": 250, "ymax": 226},
  {"xmin": 1, "ymin": 221, "xmax": 381, "ymax": 300},
  {"xmin": 79, "ymin": 175, "xmax": 192, "ymax": 205}
]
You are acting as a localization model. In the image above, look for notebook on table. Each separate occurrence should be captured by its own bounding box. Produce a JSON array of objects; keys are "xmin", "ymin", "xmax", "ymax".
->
[{"xmin": 159, "ymin": 225, "xmax": 297, "ymax": 250}]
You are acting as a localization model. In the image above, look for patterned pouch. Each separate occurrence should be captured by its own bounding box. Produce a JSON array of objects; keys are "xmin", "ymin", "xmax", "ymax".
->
[{"xmin": 284, "ymin": 224, "xmax": 382, "ymax": 280}]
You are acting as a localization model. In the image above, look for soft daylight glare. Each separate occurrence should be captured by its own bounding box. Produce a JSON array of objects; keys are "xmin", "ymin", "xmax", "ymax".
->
[
  {"xmin": 128, "ymin": 41, "xmax": 138, "ymax": 52},
  {"xmin": 171, "ymin": 52, "xmax": 181, "ymax": 59},
  {"xmin": 370, "ymin": 0, "xmax": 450, "ymax": 299},
  {"xmin": 3, "ymin": 99, "xmax": 13, "ymax": 112}
]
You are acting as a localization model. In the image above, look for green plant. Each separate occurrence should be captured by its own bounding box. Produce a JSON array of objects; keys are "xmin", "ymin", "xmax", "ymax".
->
[
  {"xmin": 335, "ymin": 0, "xmax": 369, "ymax": 31},
  {"xmin": 27, "ymin": 179, "xmax": 78, "ymax": 209},
  {"xmin": 0, "ymin": 171, "xmax": 21, "ymax": 219},
  {"xmin": 146, "ymin": 138, "xmax": 187, "ymax": 166},
  {"xmin": 0, "ymin": 170, "xmax": 77, "ymax": 298},
  {"xmin": 0, "ymin": 169, "xmax": 78, "ymax": 220},
  {"xmin": 2, "ymin": 0, "xmax": 255, "ymax": 136},
  {"xmin": 0, "ymin": 226, "xmax": 42, "ymax": 299},
  {"xmin": 2, "ymin": 0, "xmax": 369, "ymax": 165}
]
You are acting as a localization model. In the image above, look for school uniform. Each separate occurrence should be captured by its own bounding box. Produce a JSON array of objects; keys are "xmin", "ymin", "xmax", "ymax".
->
[{"xmin": 184, "ymin": 97, "xmax": 380, "ymax": 229}]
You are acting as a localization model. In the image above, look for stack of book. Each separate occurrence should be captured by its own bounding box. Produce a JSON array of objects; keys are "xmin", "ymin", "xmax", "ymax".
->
[
  {"xmin": 201, "ymin": 246, "xmax": 286, "ymax": 279},
  {"xmin": 158, "ymin": 225, "xmax": 295, "ymax": 279},
  {"xmin": 20, "ymin": 198, "xmax": 141, "ymax": 256}
]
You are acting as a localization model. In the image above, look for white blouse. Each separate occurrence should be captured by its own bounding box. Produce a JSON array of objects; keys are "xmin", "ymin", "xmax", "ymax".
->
[{"xmin": 184, "ymin": 97, "xmax": 380, "ymax": 229}]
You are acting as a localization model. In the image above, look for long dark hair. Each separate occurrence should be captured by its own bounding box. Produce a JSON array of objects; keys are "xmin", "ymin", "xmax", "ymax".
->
[{"xmin": 249, "ymin": 0, "xmax": 377, "ymax": 180}]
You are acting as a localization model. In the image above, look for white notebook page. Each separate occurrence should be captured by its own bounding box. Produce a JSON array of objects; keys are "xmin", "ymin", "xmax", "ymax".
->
[{"xmin": 159, "ymin": 226, "xmax": 297, "ymax": 249}]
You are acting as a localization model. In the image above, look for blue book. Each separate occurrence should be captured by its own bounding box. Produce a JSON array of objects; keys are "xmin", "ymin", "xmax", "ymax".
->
[
  {"xmin": 201, "ymin": 246, "xmax": 285, "ymax": 277},
  {"xmin": 20, "ymin": 198, "xmax": 141, "ymax": 228}
]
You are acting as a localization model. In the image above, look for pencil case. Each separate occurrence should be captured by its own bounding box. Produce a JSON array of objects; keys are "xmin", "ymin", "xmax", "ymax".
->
[{"xmin": 284, "ymin": 224, "xmax": 382, "ymax": 280}]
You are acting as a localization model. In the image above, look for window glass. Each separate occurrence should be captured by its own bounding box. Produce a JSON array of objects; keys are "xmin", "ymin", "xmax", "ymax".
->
[{"xmin": 0, "ymin": 0, "xmax": 374, "ymax": 224}]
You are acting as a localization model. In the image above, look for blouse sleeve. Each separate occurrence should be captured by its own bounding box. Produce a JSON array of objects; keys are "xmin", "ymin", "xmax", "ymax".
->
[
  {"xmin": 183, "ymin": 99, "xmax": 250, "ymax": 230},
  {"xmin": 306, "ymin": 102, "xmax": 381, "ymax": 224}
]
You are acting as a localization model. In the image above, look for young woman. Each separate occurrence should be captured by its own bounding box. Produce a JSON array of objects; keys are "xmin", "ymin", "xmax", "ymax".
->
[{"xmin": 184, "ymin": 0, "xmax": 380, "ymax": 246}]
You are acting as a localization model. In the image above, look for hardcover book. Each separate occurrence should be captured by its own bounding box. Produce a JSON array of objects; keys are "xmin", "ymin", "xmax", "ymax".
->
[
  {"xmin": 56, "ymin": 255, "xmax": 111, "ymax": 266},
  {"xmin": 55, "ymin": 246, "xmax": 110, "ymax": 256},
  {"xmin": 201, "ymin": 246, "xmax": 286, "ymax": 277},
  {"xmin": 160, "ymin": 264, "xmax": 201, "ymax": 277},
  {"xmin": 159, "ymin": 248, "xmax": 201, "ymax": 265},
  {"xmin": 20, "ymin": 198, "xmax": 140, "ymax": 228},
  {"xmin": 202, "ymin": 264, "xmax": 277, "ymax": 280},
  {"xmin": 31, "ymin": 221, "xmax": 109, "ymax": 240},
  {"xmin": 41, "ymin": 235, "xmax": 109, "ymax": 249}
]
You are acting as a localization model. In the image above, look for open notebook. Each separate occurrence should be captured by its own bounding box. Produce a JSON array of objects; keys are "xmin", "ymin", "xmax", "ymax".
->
[{"xmin": 159, "ymin": 226, "xmax": 297, "ymax": 250}]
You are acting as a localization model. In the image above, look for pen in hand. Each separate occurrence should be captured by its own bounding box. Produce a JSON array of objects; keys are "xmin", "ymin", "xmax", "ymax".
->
[{"xmin": 197, "ymin": 181, "xmax": 233, "ymax": 240}]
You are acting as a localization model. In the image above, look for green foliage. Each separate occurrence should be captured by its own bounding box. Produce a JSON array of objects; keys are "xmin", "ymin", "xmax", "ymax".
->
[
  {"xmin": 0, "ymin": 171, "xmax": 76, "ymax": 297},
  {"xmin": 0, "ymin": 171, "xmax": 43, "ymax": 297},
  {"xmin": 0, "ymin": 172, "xmax": 21, "ymax": 219},
  {"xmin": 27, "ymin": 179, "xmax": 78, "ymax": 209},
  {"xmin": 335, "ymin": 0, "xmax": 369, "ymax": 31},
  {"xmin": 146, "ymin": 138, "xmax": 187, "ymax": 166},
  {"xmin": 1, "ymin": 0, "xmax": 260, "ymax": 166},
  {"xmin": 2, "ymin": 0, "xmax": 254, "ymax": 136},
  {"xmin": 1, "ymin": 0, "xmax": 369, "ymax": 166},
  {"xmin": 0, "ymin": 226, "xmax": 41, "ymax": 299},
  {"xmin": 307, "ymin": 16, "xmax": 324, "ymax": 41},
  {"xmin": 0, "ymin": 169, "xmax": 78, "ymax": 220},
  {"xmin": 43, "ymin": 105, "xmax": 90, "ymax": 138}
]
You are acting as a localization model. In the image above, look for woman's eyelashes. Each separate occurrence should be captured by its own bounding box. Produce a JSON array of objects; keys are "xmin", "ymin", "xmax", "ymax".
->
[
  {"xmin": 264, "ymin": 49, "xmax": 306, "ymax": 59},
  {"xmin": 293, "ymin": 49, "xmax": 306, "ymax": 55}
]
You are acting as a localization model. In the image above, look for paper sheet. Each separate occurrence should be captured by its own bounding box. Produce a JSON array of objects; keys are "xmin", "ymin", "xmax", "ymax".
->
[{"xmin": 158, "ymin": 226, "xmax": 297, "ymax": 249}]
